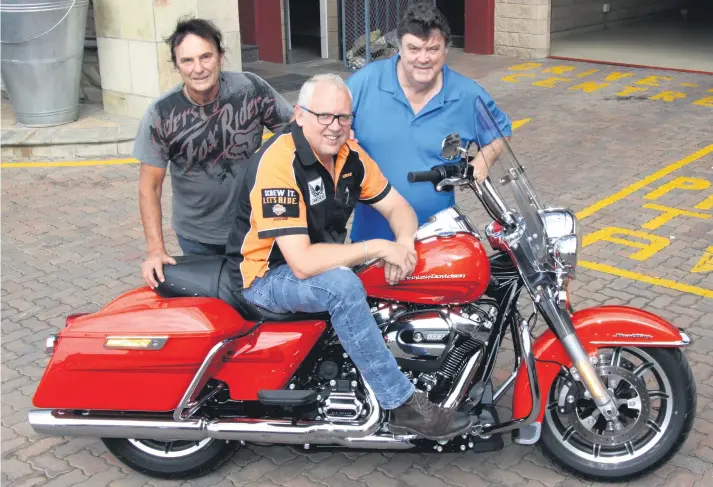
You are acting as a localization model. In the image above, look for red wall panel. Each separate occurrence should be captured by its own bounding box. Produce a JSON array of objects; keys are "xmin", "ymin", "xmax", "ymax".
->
[
  {"xmin": 239, "ymin": 0, "xmax": 257, "ymax": 45},
  {"xmin": 465, "ymin": 0, "xmax": 495, "ymax": 55},
  {"xmin": 255, "ymin": 0, "xmax": 284, "ymax": 63}
]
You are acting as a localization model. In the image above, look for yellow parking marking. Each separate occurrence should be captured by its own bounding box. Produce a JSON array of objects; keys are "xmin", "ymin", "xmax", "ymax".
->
[
  {"xmin": 617, "ymin": 86, "xmax": 648, "ymax": 97},
  {"xmin": 583, "ymin": 227, "xmax": 670, "ymax": 261},
  {"xmin": 577, "ymin": 143, "xmax": 713, "ymax": 298},
  {"xmin": 694, "ymin": 97, "xmax": 713, "ymax": 107},
  {"xmin": 635, "ymin": 76, "xmax": 672, "ymax": 87},
  {"xmin": 650, "ymin": 91, "xmax": 687, "ymax": 102},
  {"xmin": 576, "ymin": 144, "xmax": 713, "ymax": 220},
  {"xmin": 502, "ymin": 73, "xmax": 536, "ymax": 83},
  {"xmin": 570, "ymin": 82, "xmax": 610, "ymax": 93},
  {"xmin": 512, "ymin": 118, "xmax": 531, "ymax": 130},
  {"xmin": 1, "ymin": 120, "xmax": 534, "ymax": 168},
  {"xmin": 695, "ymin": 194, "xmax": 713, "ymax": 210},
  {"xmin": 504, "ymin": 63, "xmax": 713, "ymax": 108},
  {"xmin": 579, "ymin": 261, "xmax": 713, "ymax": 298},
  {"xmin": 692, "ymin": 247, "xmax": 713, "ymax": 273},
  {"xmin": 605, "ymin": 72, "xmax": 634, "ymax": 82},
  {"xmin": 1, "ymin": 158, "xmax": 139, "ymax": 168}
]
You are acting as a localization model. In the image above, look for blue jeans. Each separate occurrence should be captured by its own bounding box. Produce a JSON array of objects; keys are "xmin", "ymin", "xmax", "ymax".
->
[
  {"xmin": 242, "ymin": 264, "xmax": 415, "ymax": 410},
  {"xmin": 177, "ymin": 235, "xmax": 226, "ymax": 256}
]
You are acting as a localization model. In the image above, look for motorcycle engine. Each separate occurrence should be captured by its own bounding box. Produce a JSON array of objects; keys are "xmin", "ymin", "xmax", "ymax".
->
[
  {"xmin": 294, "ymin": 300, "xmax": 496, "ymax": 422},
  {"xmin": 373, "ymin": 300, "xmax": 496, "ymax": 396}
]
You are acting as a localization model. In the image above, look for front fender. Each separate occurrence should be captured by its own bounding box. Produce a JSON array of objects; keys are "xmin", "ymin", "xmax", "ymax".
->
[{"xmin": 511, "ymin": 305, "xmax": 690, "ymax": 423}]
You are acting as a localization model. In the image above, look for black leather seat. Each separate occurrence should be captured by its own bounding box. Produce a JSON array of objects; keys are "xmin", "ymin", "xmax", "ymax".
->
[{"xmin": 154, "ymin": 255, "xmax": 331, "ymax": 323}]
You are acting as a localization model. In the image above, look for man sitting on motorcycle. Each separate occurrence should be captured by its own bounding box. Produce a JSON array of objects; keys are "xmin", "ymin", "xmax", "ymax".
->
[{"xmin": 224, "ymin": 73, "xmax": 474, "ymax": 440}]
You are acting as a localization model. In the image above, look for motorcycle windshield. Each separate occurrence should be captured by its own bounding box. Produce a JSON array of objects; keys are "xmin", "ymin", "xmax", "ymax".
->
[{"xmin": 472, "ymin": 97, "xmax": 549, "ymax": 269}]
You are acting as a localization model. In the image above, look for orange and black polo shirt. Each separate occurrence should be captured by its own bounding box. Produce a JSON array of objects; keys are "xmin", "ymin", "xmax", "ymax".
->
[{"xmin": 226, "ymin": 121, "xmax": 392, "ymax": 290}]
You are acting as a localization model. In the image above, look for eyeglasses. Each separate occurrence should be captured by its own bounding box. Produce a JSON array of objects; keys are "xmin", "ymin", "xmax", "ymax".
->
[{"xmin": 299, "ymin": 106, "xmax": 354, "ymax": 126}]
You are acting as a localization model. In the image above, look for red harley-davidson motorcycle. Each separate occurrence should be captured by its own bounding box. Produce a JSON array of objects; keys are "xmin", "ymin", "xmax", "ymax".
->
[{"xmin": 28, "ymin": 100, "xmax": 696, "ymax": 481}]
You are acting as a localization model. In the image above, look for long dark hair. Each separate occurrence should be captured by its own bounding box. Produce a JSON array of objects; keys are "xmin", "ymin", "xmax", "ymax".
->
[{"xmin": 166, "ymin": 17, "xmax": 225, "ymax": 66}]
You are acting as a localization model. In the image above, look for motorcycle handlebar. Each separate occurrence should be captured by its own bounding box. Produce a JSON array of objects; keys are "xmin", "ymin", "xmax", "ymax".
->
[
  {"xmin": 407, "ymin": 163, "xmax": 466, "ymax": 184},
  {"xmin": 407, "ymin": 169, "xmax": 442, "ymax": 183}
]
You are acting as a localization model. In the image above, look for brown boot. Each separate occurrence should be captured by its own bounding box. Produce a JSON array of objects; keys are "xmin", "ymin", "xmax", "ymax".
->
[{"xmin": 388, "ymin": 390, "xmax": 474, "ymax": 440}]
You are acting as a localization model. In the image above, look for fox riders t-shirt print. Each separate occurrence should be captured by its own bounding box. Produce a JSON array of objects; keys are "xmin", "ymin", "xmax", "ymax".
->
[{"xmin": 132, "ymin": 72, "xmax": 293, "ymax": 245}]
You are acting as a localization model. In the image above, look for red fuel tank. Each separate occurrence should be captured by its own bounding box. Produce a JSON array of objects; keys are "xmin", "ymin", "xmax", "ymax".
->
[{"xmin": 358, "ymin": 233, "xmax": 491, "ymax": 305}]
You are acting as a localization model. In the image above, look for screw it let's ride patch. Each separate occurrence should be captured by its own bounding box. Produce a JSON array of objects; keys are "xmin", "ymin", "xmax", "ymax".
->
[{"xmin": 262, "ymin": 188, "xmax": 300, "ymax": 218}]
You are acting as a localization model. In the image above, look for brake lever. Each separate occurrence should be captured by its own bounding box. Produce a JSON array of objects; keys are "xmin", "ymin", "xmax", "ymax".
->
[{"xmin": 436, "ymin": 177, "xmax": 469, "ymax": 192}]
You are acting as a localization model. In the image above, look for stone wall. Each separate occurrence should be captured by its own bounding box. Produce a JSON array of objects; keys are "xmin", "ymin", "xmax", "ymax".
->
[
  {"xmin": 551, "ymin": 0, "xmax": 678, "ymax": 33},
  {"xmin": 494, "ymin": 0, "xmax": 551, "ymax": 59}
]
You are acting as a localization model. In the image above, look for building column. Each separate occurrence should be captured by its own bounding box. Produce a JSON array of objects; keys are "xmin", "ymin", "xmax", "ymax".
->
[
  {"xmin": 494, "ymin": 0, "xmax": 550, "ymax": 59},
  {"xmin": 93, "ymin": 0, "xmax": 242, "ymax": 119},
  {"xmin": 326, "ymin": 0, "xmax": 339, "ymax": 60}
]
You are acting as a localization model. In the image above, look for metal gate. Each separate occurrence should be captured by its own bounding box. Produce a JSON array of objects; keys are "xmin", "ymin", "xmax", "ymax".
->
[{"xmin": 341, "ymin": 0, "xmax": 435, "ymax": 71}]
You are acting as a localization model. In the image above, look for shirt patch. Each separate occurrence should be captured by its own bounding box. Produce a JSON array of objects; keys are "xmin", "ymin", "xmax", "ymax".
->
[
  {"xmin": 262, "ymin": 188, "xmax": 300, "ymax": 218},
  {"xmin": 342, "ymin": 172, "xmax": 353, "ymax": 178},
  {"xmin": 308, "ymin": 177, "xmax": 327, "ymax": 206}
]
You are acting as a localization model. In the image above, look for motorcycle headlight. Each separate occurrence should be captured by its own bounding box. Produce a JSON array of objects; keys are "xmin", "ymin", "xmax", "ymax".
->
[{"xmin": 540, "ymin": 208, "xmax": 579, "ymax": 276}]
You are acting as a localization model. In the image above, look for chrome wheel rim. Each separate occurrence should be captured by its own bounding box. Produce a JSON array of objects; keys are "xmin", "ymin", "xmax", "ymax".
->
[
  {"xmin": 545, "ymin": 347, "xmax": 673, "ymax": 464},
  {"xmin": 127, "ymin": 438, "xmax": 214, "ymax": 458}
]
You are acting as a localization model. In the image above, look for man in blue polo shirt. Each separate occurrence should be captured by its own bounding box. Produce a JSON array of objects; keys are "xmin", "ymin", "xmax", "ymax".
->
[{"xmin": 346, "ymin": 2, "xmax": 512, "ymax": 242}]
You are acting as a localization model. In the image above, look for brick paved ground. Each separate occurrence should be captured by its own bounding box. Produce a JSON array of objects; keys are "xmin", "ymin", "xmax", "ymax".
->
[{"xmin": 3, "ymin": 52, "xmax": 713, "ymax": 486}]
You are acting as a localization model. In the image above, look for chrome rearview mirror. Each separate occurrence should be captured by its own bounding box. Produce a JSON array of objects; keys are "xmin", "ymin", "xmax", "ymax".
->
[
  {"xmin": 441, "ymin": 133, "xmax": 464, "ymax": 160},
  {"xmin": 552, "ymin": 235, "xmax": 578, "ymax": 273}
]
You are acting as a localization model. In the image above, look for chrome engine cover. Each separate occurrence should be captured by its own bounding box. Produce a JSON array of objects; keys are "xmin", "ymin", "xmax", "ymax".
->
[
  {"xmin": 322, "ymin": 392, "xmax": 364, "ymax": 423},
  {"xmin": 383, "ymin": 312, "xmax": 452, "ymax": 361}
]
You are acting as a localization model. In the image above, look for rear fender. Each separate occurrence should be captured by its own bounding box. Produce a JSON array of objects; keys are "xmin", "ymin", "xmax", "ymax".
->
[{"xmin": 512, "ymin": 305, "xmax": 690, "ymax": 423}]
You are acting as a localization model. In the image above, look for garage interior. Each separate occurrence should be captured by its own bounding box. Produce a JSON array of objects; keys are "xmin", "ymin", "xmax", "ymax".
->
[
  {"xmin": 285, "ymin": 0, "xmax": 323, "ymax": 64},
  {"xmin": 549, "ymin": 0, "xmax": 713, "ymax": 73}
]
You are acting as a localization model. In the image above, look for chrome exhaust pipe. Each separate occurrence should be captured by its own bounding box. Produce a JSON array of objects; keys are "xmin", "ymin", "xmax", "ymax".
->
[
  {"xmin": 28, "ymin": 409, "xmax": 207, "ymax": 442},
  {"xmin": 28, "ymin": 382, "xmax": 386, "ymax": 446}
]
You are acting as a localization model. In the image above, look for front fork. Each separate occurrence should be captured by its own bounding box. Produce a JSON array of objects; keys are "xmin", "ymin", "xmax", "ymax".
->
[{"xmin": 535, "ymin": 286, "xmax": 618, "ymax": 420}]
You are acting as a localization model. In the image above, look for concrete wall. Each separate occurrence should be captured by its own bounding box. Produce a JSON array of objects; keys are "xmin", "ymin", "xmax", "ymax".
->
[
  {"xmin": 494, "ymin": 0, "xmax": 551, "ymax": 59},
  {"xmin": 551, "ymin": 0, "xmax": 678, "ymax": 33}
]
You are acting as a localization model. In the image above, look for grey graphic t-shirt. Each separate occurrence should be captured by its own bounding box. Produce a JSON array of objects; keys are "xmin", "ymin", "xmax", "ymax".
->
[{"xmin": 133, "ymin": 72, "xmax": 293, "ymax": 244}]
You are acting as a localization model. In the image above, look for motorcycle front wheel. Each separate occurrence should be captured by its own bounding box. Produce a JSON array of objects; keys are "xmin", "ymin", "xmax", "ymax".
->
[
  {"xmin": 540, "ymin": 346, "xmax": 696, "ymax": 481},
  {"xmin": 102, "ymin": 437, "xmax": 239, "ymax": 479}
]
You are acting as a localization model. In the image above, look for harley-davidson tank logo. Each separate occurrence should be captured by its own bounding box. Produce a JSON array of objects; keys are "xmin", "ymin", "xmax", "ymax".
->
[
  {"xmin": 272, "ymin": 203, "xmax": 286, "ymax": 216},
  {"xmin": 405, "ymin": 273, "xmax": 467, "ymax": 280},
  {"xmin": 614, "ymin": 333, "xmax": 653, "ymax": 339}
]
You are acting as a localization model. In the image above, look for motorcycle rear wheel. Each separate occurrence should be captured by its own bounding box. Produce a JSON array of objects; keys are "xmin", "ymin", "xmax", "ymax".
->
[
  {"xmin": 540, "ymin": 347, "xmax": 696, "ymax": 481},
  {"xmin": 102, "ymin": 437, "xmax": 239, "ymax": 479}
]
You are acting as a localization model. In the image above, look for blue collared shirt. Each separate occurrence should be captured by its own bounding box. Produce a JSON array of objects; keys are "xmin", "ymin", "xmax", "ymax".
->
[{"xmin": 346, "ymin": 54, "xmax": 512, "ymax": 242}]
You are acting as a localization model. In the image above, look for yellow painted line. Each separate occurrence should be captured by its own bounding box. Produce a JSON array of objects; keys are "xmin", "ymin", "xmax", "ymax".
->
[
  {"xmin": 1, "ymin": 119, "xmax": 534, "ymax": 168},
  {"xmin": 576, "ymin": 143, "xmax": 713, "ymax": 220},
  {"xmin": 580, "ymin": 261, "xmax": 713, "ymax": 299},
  {"xmin": 692, "ymin": 246, "xmax": 713, "ymax": 273},
  {"xmin": 512, "ymin": 118, "xmax": 532, "ymax": 130},
  {"xmin": 1, "ymin": 134, "xmax": 275, "ymax": 168},
  {"xmin": 1, "ymin": 158, "xmax": 139, "ymax": 168}
]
